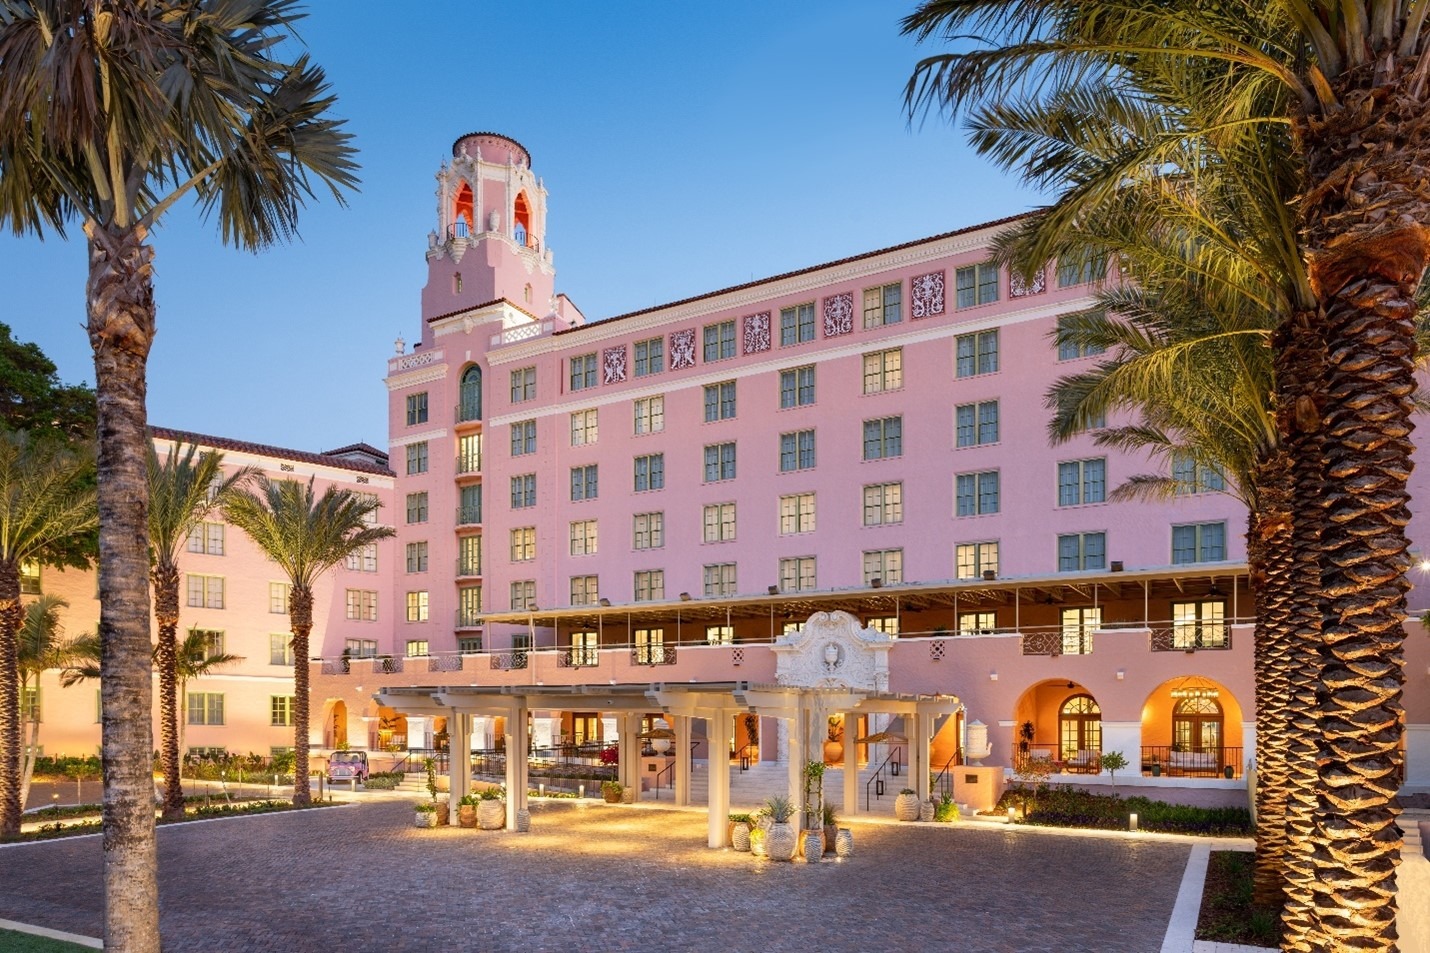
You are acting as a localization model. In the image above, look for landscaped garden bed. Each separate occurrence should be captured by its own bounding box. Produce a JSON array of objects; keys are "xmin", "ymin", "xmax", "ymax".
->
[
  {"xmin": 1195, "ymin": 850, "xmax": 1279, "ymax": 947},
  {"xmin": 6, "ymin": 798, "xmax": 343, "ymax": 843},
  {"xmin": 992, "ymin": 788, "xmax": 1253, "ymax": 836}
]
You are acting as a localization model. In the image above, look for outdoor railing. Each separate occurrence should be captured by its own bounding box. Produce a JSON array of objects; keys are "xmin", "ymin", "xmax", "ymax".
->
[
  {"xmin": 631, "ymin": 645, "xmax": 677, "ymax": 666},
  {"xmin": 456, "ymin": 505, "xmax": 482, "ymax": 526},
  {"xmin": 863, "ymin": 744, "xmax": 904, "ymax": 811},
  {"xmin": 1141, "ymin": 746, "xmax": 1242, "ymax": 779},
  {"xmin": 1011, "ymin": 744, "xmax": 1101, "ymax": 774},
  {"xmin": 456, "ymin": 558, "xmax": 482, "ymax": 577},
  {"xmin": 489, "ymin": 651, "xmax": 528, "ymax": 671},
  {"xmin": 1148, "ymin": 626, "xmax": 1232, "ymax": 652},
  {"xmin": 428, "ymin": 654, "xmax": 463, "ymax": 674}
]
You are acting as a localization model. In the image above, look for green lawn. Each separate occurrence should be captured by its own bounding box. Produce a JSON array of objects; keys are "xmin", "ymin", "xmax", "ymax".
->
[{"xmin": 0, "ymin": 927, "xmax": 96, "ymax": 951}]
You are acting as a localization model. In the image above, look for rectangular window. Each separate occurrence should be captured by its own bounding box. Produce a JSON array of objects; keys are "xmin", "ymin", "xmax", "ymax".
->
[
  {"xmin": 1171, "ymin": 452, "xmax": 1226, "ymax": 495},
  {"xmin": 1060, "ymin": 606, "xmax": 1102, "ymax": 655},
  {"xmin": 405, "ymin": 492, "xmax": 428, "ymax": 524},
  {"xmin": 702, "ymin": 502, "xmax": 736, "ymax": 543},
  {"xmin": 406, "ymin": 392, "xmax": 429, "ymax": 425},
  {"xmin": 955, "ymin": 401, "xmax": 1000, "ymax": 447},
  {"xmin": 1056, "ymin": 317, "xmax": 1107, "ymax": 360},
  {"xmin": 345, "ymin": 589, "xmax": 378, "ymax": 621},
  {"xmin": 955, "ymin": 541, "xmax": 999, "ymax": 580},
  {"xmin": 570, "ymin": 464, "xmax": 599, "ymax": 501},
  {"xmin": 344, "ymin": 542, "xmax": 377, "ymax": 573},
  {"xmin": 185, "ymin": 574, "xmax": 225, "ymax": 609},
  {"xmin": 405, "ymin": 639, "xmax": 429, "ymax": 658},
  {"xmin": 634, "ymin": 336, "xmax": 664, "ymax": 376},
  {"xmin": 510, "ymin": 473, "xmax": 537, "ymax": 509},
  {"xmin": 634, "ymin": 453, "xmax": 665, "ymax": 491},
  {"xmin": 958, "ymin": 611, "xmax": 998, "ymax": 635},
  {"xmin": 863, "ymin": 549, "xmax": 903, "ymax": 585},
  {"xmin": 1172, "ymin": 600, "xmax": 1229, "ymax": 648},
  {"xmin": 569, "ymin": 408, "xmax": 599, "ymax": 447},
  {"xmin": 457, "ymin": 433, "xmax": 482, "ymax": 473},
  {"xmin": 510, "ymin": 366, "xmax": 537, "ymax": 403},
  {"xmin": 409, "ymin": 541, "xmax": 432, "ymax": 573},
  {"xmin": 187, "ymin": 692, "xmax": 225, "ymax": 726},
  {"xmin": 863, "ymin": 482, "xmax": 904, "ymax": 526},
  {"xmin": 865, "ymin": 616, "xmax": 899, "ymax": 635},
  {"xmin": 344, "ymin": 639, "xmax": 377, "ymax": 658},
  {"xmin": 1057, "ymin": 532, "xmax": 1107, "ymax": 572},
  {"xmin": 1172, "ymin": 522, "xmax": 1227, "ymax": 564},
  {"xmin": 955, "ymin": 470, "xmax": 1000, "ymax": 516},
  {"xmin": 1057, "ymin": 458, "xmax": 1107, "ymax": 506},
  {"xmin": 862, "ymin": 416, "xmax": 903, "ymax": 460},
  {"xmin": 570, "ymin": 353, "xmax": 598, "ymax": 391},
  {"xmin": 186, "ymin": 522, "xmax": 225, "ymax": 555},
  {"xmin": 778, "ymin": 430, "xmax": 816, "ymax": 472},
  {"xmin": 779, "ymin": 556, "xmax": 817, "ymax": 593},
  {"xmin": 703, "ymin": 563, "xmax": 737, "ymax": 597},
  {"xmin": 862, "ymin": 348, "xmax": 903, "ymax": 394},
  {"xmin": 703, "ymin": 320, "xmax": 736, "ymax": 362},
  {"xmin": 705, "ymin": 624, "xmax": 734, "ymax": 645},
  {"xmin": 955, "ymin": 262, "xmax": 1000, "ymax": 308},
  {"xmin": 510, "ymin": 419, "xmax": 537, "ymax": 456},
  {"xmin": 405, "ymin": 441, "xmax": 429, "ymax": 475},
  {"xmin": 510, "ymin": 527, "xmax": 536, "ymax": 562},
  {"xmin": 955, "ymin": 330, "xmax": 999, "ymax": 378},
  {"xmin": 405, "ymin": 591, "xmax": 429, "ymax": 623},
  {"xmin": 862, "ymin": 282, "xmax": 902, "ymax": 328},
  {"xmin": 703, "ymin": 443, "xmax": 736, "ymax": 482},
  {"xmin": 779, "ymin": 366, "xmax": 816, "ymax": 408},
  {"xmin": 633, "ymin": 512, "xmax": 664, "ymax": 550},
  {"xmin": 780, "ymin": 303, "xmax": 816, "ymax": 346},
  {"xmin": 458, "ymin": 485, "xmax": 481, "ymax": 525},
  {"xmin": 188, "ymin": 629, "xmax": 225, "ymax": 661},
  {"xmin": 1057, "ymin": 252, "xmax": 1106, "ymax": 288},
  {"xmin": 570, "ymin": 631, "xmax": 600, "ymax": 667},
  {"xmin": 779, "ymin": 493, "xmax": 816, "ymax": 534},
  {"xmin": 269, "ymin": 582, "xmax": 290, "ymax": 615},
  {"xmin": 570, "ymin": 519, "xmax": 598, "ymax": 556},
  {"xmin": 19, "ymin": 559, "xmax": 40, "ymax": 595},
  {"xmin": 270, "ymin": 695, "xmax": 295, "ymax": 727},
  {"xmin": 634, "ymin": 627, "xmax": 666, "ymax": 663},
  {"xmin": 269, "ymin": 634, "xmax": 293, "ymax": 666},
  {"xmin": 510, "ymin": 580, "xmax": 536, "ymax": 611},
  {"xmin": 457, "ymin": 586, "xmax": 482, "ymax": 625},
  {"xmin": 570, "ymin": 575, "xmax": 599, "ymax": 606},
  {"xmin": 703, "ymin": 381, "xmax": 737, "ymax": 421},
  {"xmin": 458, "ymin": 535, "xmax": 481, "ymax": 576},
  {"xmin": 634, "ymin": 570, "xmax": 665, "ymax": 603},
  {"xmin": 633, "ymin": 395, "xmax": 665, "ymax": 435},
  {"xmin": 458, "ymin": 637, "xmax": 484, "ymax": 654}
]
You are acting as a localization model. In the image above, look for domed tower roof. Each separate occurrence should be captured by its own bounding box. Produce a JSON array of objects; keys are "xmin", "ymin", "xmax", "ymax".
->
[{"xmin": 450, "ymin": 131, "xmax": 532, "ymax": 166}]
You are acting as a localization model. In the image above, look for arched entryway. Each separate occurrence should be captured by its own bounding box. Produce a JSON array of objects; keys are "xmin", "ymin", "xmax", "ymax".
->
[
  {"xmin": 1141, "ymin": 676, "xmax": 1244, "ymax": 778},
  {"xmin": 1012, "ymin": 679, "xmax": 1102, "ymax": 772},
  {"xmin": 1059, "ymin": 694, "xmax": 1102, "ymax": 764},
  {"xmin": 323, "ymin": 699, "xmax": 348, "ymax": 749}
]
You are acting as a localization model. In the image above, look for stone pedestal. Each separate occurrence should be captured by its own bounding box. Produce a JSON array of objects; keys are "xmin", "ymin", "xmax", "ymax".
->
[{"xmin": 951, "ymin": 765, "xmax": 1005, "ymax": 813}]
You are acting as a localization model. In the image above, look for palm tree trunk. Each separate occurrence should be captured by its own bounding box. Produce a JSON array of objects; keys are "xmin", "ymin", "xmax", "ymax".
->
[
  {"xmin": 0, "ymin": 564, "xmax": 21, "ymax": 836},
  {"xmin": 290, "ymin": 586, "xmax": 313, "ymax": 807},
  {"xmin": 21, "ymin": 708, "xmax": 40, "ymax": 812},
  {"xmin": 152, "ymin": 563, "xmax": 183, "ymax": 821},
  {"xmin": 86, "ymin": 226, "xmax": 161, "ymax": 952}
]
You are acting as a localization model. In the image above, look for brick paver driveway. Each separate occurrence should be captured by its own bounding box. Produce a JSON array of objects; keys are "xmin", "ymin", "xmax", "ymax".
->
[{"xmin": 0, "ymin": 800, "xmax": 1190, "ymax": 952}]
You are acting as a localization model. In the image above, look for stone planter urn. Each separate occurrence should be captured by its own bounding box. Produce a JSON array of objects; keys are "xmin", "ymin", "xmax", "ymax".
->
[
  {"xmin": 835, "ymin": 828, "xmax": 854, "ymax": 857},
  {"xmin": 477, "ymin": 799, "xmax": 506, "ymax": 830},
  {"xmin": 622, "ymin": 787, "xmax": 636, "ymax": 804},
  {"xmin": 731, "ymin": 820, "xmax": 752, "ymax": 852},
  {"xmin": 457, "ymin": 804, "xmax": 477, "ymax": 829},
  {"xmin": 920, "ymin": 800, "xmax": 935, "ymax": 823},
  {"xmin": 515, "ymin": 808, "xmax": 531, "ymax": 832},
  {"xmin": 435, "ymin": 802, "xmax": 451, "ymax": 826},
  {"xmin": 766, "ymin": 821, "xmax": 798, "ymax": 862},
  {"xmin": 414, "ymin": 807, "xmax": 437, "ymax": 828},
  {"xmin": 801, "ymin": 829, "xmax": 823, "ymax": 863},
  {"xmin": 823, "ymin": 821, "xmax": 839, "ymax": 852},
  {"xmin": 894, "ymin": 790, "xmax": 921, "ymax": 821},
  {"xmin": 822, "ymin": 740, "xmax": 843, "ymax": 765}
]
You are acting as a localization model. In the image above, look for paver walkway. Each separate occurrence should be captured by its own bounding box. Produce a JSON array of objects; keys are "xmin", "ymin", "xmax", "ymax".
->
[{"xmin": 0, "ymin": 800, "xmax": 1191, "ymax": 952}]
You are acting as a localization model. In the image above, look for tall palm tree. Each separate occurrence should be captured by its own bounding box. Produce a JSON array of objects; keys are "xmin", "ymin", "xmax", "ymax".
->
[
  {"xmin": 0, "ymin": 5, "xmax": 355, "ymax": 945},
  {"xmin": 147, "ymin": 441, "xmax": 251, "ymax": 820},
  {"xmin": 223, "ymin": 477, "xmax": 391, "ymax": 806},
  {"xmin": 16, "ymin": 594, "xmax": 90, "ymax": 811},
  {"xmin": 171, "ymin": 626, "xmax": 242, "ymax": 760},
  {"xmin": 0, "ymin": 430, "xmax": 96, "ymax": 837}
]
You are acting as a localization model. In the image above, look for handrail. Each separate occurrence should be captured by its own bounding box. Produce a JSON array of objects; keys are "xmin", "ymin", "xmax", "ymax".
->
[
  {"xmin": 652, "ymin": 760, "xmax": 674, "ymax": 799},
  {"xmin": 930, "ymin": 749, "xmax": 963, "ymax": 800},
  {"xmin": 736, "ymin": 741, "xmax": 757, "ymax": 773},
  {"xmin": 864, "ymin": 744, "xmax": 905, "ymax": 811}
]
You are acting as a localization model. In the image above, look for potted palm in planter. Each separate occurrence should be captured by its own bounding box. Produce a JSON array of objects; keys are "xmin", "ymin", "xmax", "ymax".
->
[
  {"xmin": 894, "ymin": 787, "xmax": 920, "ymax": 821},
  {"xmin": 476, "ymin": 785, "xmax": 505, "ymax": 830},
  {"xmin": 764, "ymin": 795, "xmax": 798, "ymax": 862},
  {"xmin": 457, "ymin": 793, "xmax": 479, "ymax": 829},
  {"xmin": 822, "ymin": 804, "xmax": 839, "ymax": 853},
  {"xmin": 802, "ymin": 761, "xmax": 826, "ymax": 861},
  {"xmin": 601, "ymin": 780, "xmax": 624, "ymax": 804}
]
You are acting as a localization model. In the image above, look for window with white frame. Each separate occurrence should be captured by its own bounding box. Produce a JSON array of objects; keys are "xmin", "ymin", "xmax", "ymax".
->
[
  {"xmin": 458, "ymin": 535, "xmax": 481, "ymax": 576},
  {"xmin": 634, "ymin": 512, "xmax": 664, "ymax": 550},
  {"xmin": 570, "ymin": 408, "xmax": 598, "ymax": 446},
  {"xmin": 457, "ymin": 433, "xmax": 482, "ymax": 473},
  {"xmin": 19, "ymin": 559, "xmax": 40, "ymax": 595},
  {"xmin": 270, "ymin": 695, "xmax": 295, "ymax": 727},
  {"xmin": 406, "ymin": 591, "xmax": 429, "ymax": 622},
  {"xmin": 704, "ymin": 381, "xmax": 736, "ymax": 422},
  {"xmin": 866, "ymin": 616, "xmax": 899, "ymax": 635},
  {"xmin": 189, "ymin": 629, "xmax": 225, "ymax": 659},
  {"xmin": 778, "ymin": 430, "xmax": 816, "ymax": 472},
  {"xmin": 1172, "ymin": 600, "xmax": 1228, "ymax": 648},
  {"xmin": 955, "ymin": 262, "xmax": 1000, "ymax": 308},
  {"xmin": 570, "ymin": 353, "xmax": 598, "ymax": 390},
  {"xmin": 510, "ymin": 580, "xmax": 536, "ymax": 611},
  {"xmin": 702, "ymin": 502, "xmax": 736, "ymax": 543},
  {"xmin": 187, "ymin": 692, "xmax": 225, "ymax": 726},
  {"xmin": 570, "ymin": 464, "xmax": 598, "ymax": 502},
  {"xmin": 510, "ymin": 419, "xmax": 537, "ymax": 456},
  {"xmin": 955, "ymin": 330, "xmax": 999, "ymax": 378},
  {"xmin": 955, "ymin": 401, "xmax": 999, "ymax": 447},
  {"xmin": 186, "ymin": 522, "xmax": 224, "ymax": 555},
  {"xmin": 780, "ymin": 302, "xmax": 816, "ymax": 346},
  {"xmin": 269, "ymin": 634, "xmax": 293, "ymax": 666},
  {"xmin": 510, "ymin": 527, "xmax": 536, "ymax": 562},
  {"xmin": 570, "ymin": 575, "xmax": 599, "ymax": 606},
  {"xmin": 634, "ymin": 453, "xmax": 665, "ymax": 491},
  {"xmin": 634, "ymin": 336, "xmax": 664, "ymax": 376},
  {"xmin": 955, "ymin": 470, "xmax": 1000, "ymax": 516},
  {"xmin": 510, "ymin": 366, "xmax": 537, "ymax": 403},
  {"xmin": 634, "ymin": 570, "xmax": 665, "ymax": 602},
  {"xmin": 634, "ymin": 627, "xmax": 666, "ymax": 663},
  {"xmin": 458, "ymin": 586, "xmax": 483, "ymax": 625},
  {"xmin": 1058, "ymin": 458, "xmax": 1106, "ymax": 506},
  {"xmin": 958, "ymin": 611, "xmax": 998, "ymax": 635},
  {"xmin": 634, "ymin": 395, "xmax": 665, "ymax": 434},
  {"xmin": 705, "ymin": 624, "xmax": 734, "ymax": 645},
  {"xmin": 405, "ymin": 639, "xmax": 430, "ymax": 657},
  {"xmin": 862, "ymin": 348, "xmax": 903, "ymax": 394},
  {"xmin": 863, "ymin": 416, "xmax": 903, "ymax": 460},
  {"xmin": 779, "ymin": 556, "xmax": 817, "ymax": 592},
  {"xmin": 1172, "ymin": 522, "xmax": 1227, "ymax": 564},
  {"xmin": 779, "ymin": 493, "xmax": 815, "ymax": 534},
  {"xmin": 1057, "ymin": 532, "xmax": 1107, "ymax": 571},
  {"xmin": 570, "ymin": 519, "xmax": 598, "ymax": 556},
  {"xmin": 510, "ymin": 473, "xmax": 536, "ymax": 509},
  {"xmin": 344, "ymin": 639, "xmax": 377, "ymax": 658},
  {"xmin": 863, "ymin": 549, "xmax": 903, "ymax": 585},
  {"xmin": 1056, "ymin": 316, "xmax": 1107, "ymax": 360},
  {"xmin": 863, "ymin": 482, "xmax": 903, "ymax": 526},
  {"xmin": 269, "ymin": 582, "xmax": 290, "ymax": 615},
  {"xmin": 955, "ymin": 541, "xmax": 999, "ymax": 579},
  {"xmin": 406, "ymin": 491, "xmax": 428, "ymax": 524},
  {"xmin": 704, "ymin": 442, "xmax": 736, "ymax": 482},
  {"xmin": 863, "ymin": 282, "xmax": 902, "ymax": 328},
  {"xmin": 1057, "ymin": 252, "xmax": 1106, "ymax": 287},
  {"xmin": 703, "ymin": 563, "xmax": 737, "ymax": 597},
  {"xmin": 356, "ymin": 491, "xmax": 380, "ymax": 527},
  {"xmin": 1171, "ymin": 452, "xmax": 1226, "ymax": 495},
  {"xmin": 703, "ymin": 320, "xmax": 736, "ymax": 362},
  {"xmin": 458, "ymin": 636, "xmax": 483, "ymax": 654},
  {"xmin": 779, "ymin": 366, "xmax": 816, "ymax": 408},
  {"xmin": 406, "ymin": 441, "xmax": 429, "ymax": 475},
  {"xmin": 406, "ymin": 392, "xmax": 429, "ymax": 425},
  {"xmin": 344, "ymin": 542, "xmax": 378, "ymax": 573},
  {"xmin": 186, "ymin": 574, "xmax": 224, "ymax": 609},
  {"xmin": 345, "ymin": 589, "xmax": 378, "ymax": 621}
]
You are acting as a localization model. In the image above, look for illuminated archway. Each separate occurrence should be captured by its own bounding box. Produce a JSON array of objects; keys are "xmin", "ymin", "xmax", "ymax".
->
[
  {"xmin": 453, "ymin": 182, "xmax": 474, "ymax": 236},
  {"xmin": 1011, "ymin": 678, "xmax": 1096, "ymax": 768},
  {"xmin": 514, "ymin": 191, "xmax": 531, "ymax": 246},
  {"xmin": 1140, "ymin": 676, "xmax": 1244, "ymax": 778}
]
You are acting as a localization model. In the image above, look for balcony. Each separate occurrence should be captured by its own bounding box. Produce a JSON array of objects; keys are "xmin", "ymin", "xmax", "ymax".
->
[
  {"xmin": 1149, "ymin": 625, "xmax": 1232, "ymax": 652},
  {"xmin": 456, "ymin": 558, "xmax": 482, "ymax": 579},
  {"xmin": 456, "ymin": 450, "xmax": 482, "ymax": 475},
  {"xmin": 456, "ymin": 505, "xmax": 482, "ymax": 527},
  {"xmin": 455, "ymin": 610, "xmax": 483, "ymax": 630}
]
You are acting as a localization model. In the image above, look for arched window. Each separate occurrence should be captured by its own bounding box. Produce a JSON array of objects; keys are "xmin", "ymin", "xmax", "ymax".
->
[
  {"xmin": 514, "ymin": 192, "xmax": 531, "ymax": 247},
  {"xmin": 459, "ymin": 365, "xmax": 482, "ymax": 422},
  {"xmin": 453, "ymin": 183, "xmax": 474, "ymax": 238},
  {"xmin": 1172, "ymin": 696, "xmax": 1223, "ymax": 753},
  {"xmin": 1058, "ymin": 693, "xmax": 1102, "ymax": 758}
]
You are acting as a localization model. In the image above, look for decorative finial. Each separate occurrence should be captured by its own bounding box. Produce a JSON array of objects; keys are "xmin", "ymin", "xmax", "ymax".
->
[{"xmin": 394, "ymin": 335, "xmax": 406, "ymax": 356}]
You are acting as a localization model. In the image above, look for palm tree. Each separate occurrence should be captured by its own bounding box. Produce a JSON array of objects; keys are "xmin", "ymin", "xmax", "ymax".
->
[
  {"xmin": 171, "ymin": 627, "xmax": 242, "ymax": 760},
  {"xmin": 223, "ymin": 477, "xmax": 391, "ymax": 806},
  {"xmin": 0, "ymin": 5, "xmax": 355, "ymax": 944},
  {"xmin": 16, "ymin": 594, "xmax": 91, "ymax": 811},
  {"xmin": 148, "ymin": 441, "xmax": 252, "ymax": 820},
  {"xmin": 0, "ymin": 430, "xmax": 97, "ymax": 837}
]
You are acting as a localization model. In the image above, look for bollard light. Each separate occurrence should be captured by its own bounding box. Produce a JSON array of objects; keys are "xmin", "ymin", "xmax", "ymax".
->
[
  {"xmin": 538, "ymin": 782, "xmax": 545, "ymax": 797},
  {"xmin": 1129, "ymin": 812, "xmax": 1139, "ymax": 832},
  {"xmin": 578, "ymin": 783, "xmax": 586, "ymax": 799},
  {"xmin": 1007, "ymin": 806, "xmax": 1016, "ymax": 823}
]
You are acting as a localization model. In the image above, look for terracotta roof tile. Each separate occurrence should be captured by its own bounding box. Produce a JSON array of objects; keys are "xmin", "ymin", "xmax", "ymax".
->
[{"xmin": 150, "ymin": 427, "xmax": 394, "ymax": 477}]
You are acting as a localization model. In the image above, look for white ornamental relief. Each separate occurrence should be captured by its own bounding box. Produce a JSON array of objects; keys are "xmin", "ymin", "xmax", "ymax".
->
[
  {"xmin": 911, "ymin": 271, "xmax": 946, "ymax": 317},
  {"xmin": 1009, "ymin": 268, "xmax": 1046, "ymax": 298},
  {"xmin": 396, "ymin": 351, "xmax": 438, "ymax": 371},
  {"xmin": 771, "ymin": 610, "xmax": 892, "ymax": 692},
  {"xmin": 669, "ymin": 328, "xmax": 697, "ymax": 370},
  {"xmin": 823, "ymin": 292, "xmax": 854, "ymax": 338},
  {"xmin": 743, "ymin": 312, "xmax": 771, "ymax": 354},
  {"xmin": 602, "ymin": 345, "xmax": 628, "ymax": 385}
]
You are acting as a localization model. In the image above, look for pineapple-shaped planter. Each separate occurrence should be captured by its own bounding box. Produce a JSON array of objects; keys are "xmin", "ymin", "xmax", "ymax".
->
[
  {"xmin": 894, "ymin": 789, "xmax": 921, "ymax": 821},
  {"xmin": 920, "ymin": 799, "xmax": 935, "ymax": 823},
  {"xmin": 835, "ymin": 828, "xmax": 854, "ymax": 857},
  {"xmin": 802, "ymin": 829, "xmax": 824, "ymax": 863},
  {"xmin": 477, "ymin": 799, "xmax": 506, "ymax": 830},
  {"xmin": 514, "ymin": 808, "xmax": 531, "ymax": 832},
  {"xmin": 414, "ymin": 806, "xmax": 438, "ymax": 828},
  {"xmin": 731, "ymin": 819, "xmax": 752, "ymax": 852},
  {"xmin": 763, "ymin": 795, "xmax": 798, "ymax": 862}
]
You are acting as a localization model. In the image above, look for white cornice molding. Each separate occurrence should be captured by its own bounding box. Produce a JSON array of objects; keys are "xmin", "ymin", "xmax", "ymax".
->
[
  {"xmin": 385, "ymin": 366, "xmax": 449, "ymax": 391},
  {"xmin": 389, "ymin": 427, "xmax": 448, "ymax": 448}
]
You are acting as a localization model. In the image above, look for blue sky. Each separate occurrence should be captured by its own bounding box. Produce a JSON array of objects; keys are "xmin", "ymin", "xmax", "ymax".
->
[{"xmin": 1, "ymin": 2, "xmax": 1039, "ymax": 453}]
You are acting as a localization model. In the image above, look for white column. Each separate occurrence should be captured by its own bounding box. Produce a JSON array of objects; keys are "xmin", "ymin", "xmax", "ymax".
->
[
  {"xmin": 707, "ymin": 710, "xmax": 731, "ymax": 848},
  {"xmin": 405, "ymin": 716, "xmax": 431, "ymax": 752},
  {"xmin": 449, "ymin": 712, "xmax": 471, "ymax": 814},
  {"xmin": 842, "ymin": 710, "xmax": 858, "ymax": 816},
  {"xmin": 787, "ymin": 698, "xmax": 804, "ymax": 809},
  {"xmin": 504, "ymin": 700, "xmax": 528, "ymax": 827},
  {"xmin": 621, "ymin": 712, "xmax": 641, "ymax": 800},
  {"xmin": 674, "ymin": 714, "xmax": 691, "ymax": 806},
  {"xmin": 912, "ymin": 713, "xmax": 930, "ymax": 802},
  {"xmin": 1101, "ymin": 721, "xmax": 1142, "ymax": 775}
]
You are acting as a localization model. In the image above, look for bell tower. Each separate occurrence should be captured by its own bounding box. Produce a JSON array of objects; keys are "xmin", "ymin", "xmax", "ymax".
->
[{"xmin": 422, "ymin": 132, "xmax": 557, "ymax": 323}]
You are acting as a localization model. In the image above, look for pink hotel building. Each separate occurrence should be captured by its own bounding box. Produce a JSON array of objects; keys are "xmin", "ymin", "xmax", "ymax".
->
[{"xmin": 26, "ymin": 131, "xmax": 1430, "ymax": 828}]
